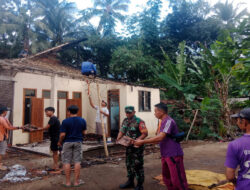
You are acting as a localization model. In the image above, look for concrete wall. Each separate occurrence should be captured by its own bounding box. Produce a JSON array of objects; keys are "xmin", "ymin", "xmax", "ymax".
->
[
  {"xmin": 12, "ymin": 72, "xmax": 160, "ymax": 144},
  {"xmin": 126, "ymin": 86, "xmax": 160, "ymax": 137},
  {"xmin": 0, "ymin": 72, "xmax": 15, "ymax": 123}
]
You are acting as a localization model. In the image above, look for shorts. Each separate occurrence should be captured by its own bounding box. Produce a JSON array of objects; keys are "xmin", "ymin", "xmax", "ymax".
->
[
  {"xmin": 96, "ymin": 122, "xmax": 107, "ymax": 136},
  {"xmin": 62, "ymin": 142, "xmax": 82, "ymax": 164},
  {"xmin": 0, "ymin": 140, "xmax": 7, "ymax": 155},
  {"xmin": 50, "ymin": 139, "xmax": 59, "ymax": 151}
]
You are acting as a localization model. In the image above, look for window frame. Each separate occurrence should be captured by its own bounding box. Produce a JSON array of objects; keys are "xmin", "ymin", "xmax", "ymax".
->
[
  {"xmin": 42, "ymin": 90, "xmax": 51, "ymax": 99},
  {"xmin": 57, "ymin": 91, "xmax": 68, "ymax": 99},
  {"xmin": 73, "ymin": 91, "xmax": 82, "ymax": 99},
  {"xmin": 138, "ymin": 91, "xmax": 151, "ymax": 112}
]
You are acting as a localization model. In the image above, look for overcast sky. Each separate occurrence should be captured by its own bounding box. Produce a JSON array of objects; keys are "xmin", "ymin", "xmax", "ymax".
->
[{"xmin": 68, "ymin": 0, "xmax": 250, "ymax": 34}]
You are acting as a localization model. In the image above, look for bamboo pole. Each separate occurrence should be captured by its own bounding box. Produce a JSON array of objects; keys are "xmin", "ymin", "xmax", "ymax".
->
[
  {"xmin": 96, "ymin": 82, "xmax": 109, "ymax": 157},
  {"xmin": 186, "ymin": 109, "xmax": 199, "ymax": 141}
]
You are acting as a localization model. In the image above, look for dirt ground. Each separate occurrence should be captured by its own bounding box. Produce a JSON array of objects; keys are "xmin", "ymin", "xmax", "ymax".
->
[{"xmin": 0, "ymin": 141, "xmax": 228, "ymax": 190}]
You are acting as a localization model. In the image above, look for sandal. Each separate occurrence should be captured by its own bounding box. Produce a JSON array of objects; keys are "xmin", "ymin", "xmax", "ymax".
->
[
  {"xmin": 73, "ymin": 180, "xmax": 85, "ymax": 187},
  {"xmin": 62, "ymin": 183, "xmax": 71, "ymax": 188}
]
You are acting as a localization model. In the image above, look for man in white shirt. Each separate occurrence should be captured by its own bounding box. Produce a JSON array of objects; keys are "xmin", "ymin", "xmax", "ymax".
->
[{"xmin": 88, "ymin": 88, "xmax": 109, "ymax": 142}]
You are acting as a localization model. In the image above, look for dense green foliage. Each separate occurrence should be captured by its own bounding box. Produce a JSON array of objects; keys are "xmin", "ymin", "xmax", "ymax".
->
[{"xmin": 0, "ymin": 0, "xmax": 249, "ymax": 139}]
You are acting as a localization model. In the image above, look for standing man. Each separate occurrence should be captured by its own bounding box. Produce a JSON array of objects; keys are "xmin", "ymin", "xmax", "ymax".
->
[
  {"xmin": 87, "ymin": 82, "xmax": 109, "ymax": 141},
  {"xmin": 58, "ymin": 105, "xmax": 87, "ymax": 187},
  {"xmin": 40, "ymin": 107, "xmax": 60, "ymax": 171},
  {"xmin": 0, "ymin": 107, "xmax": 22, "ymax": 170},
  {"xmin": 117, "ymin": 106, "xmax": 148, "ymax": 190},
  {"xmin": 134, "ymin": 103, "xmax": 188, "ymax": 190},
  {"xmin": 225, "ymin": 108, "xmax": 250, "ymax": 190}
]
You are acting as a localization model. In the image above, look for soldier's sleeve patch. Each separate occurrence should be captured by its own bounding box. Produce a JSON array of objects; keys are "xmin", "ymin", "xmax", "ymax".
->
[{"xmin": 139, "ymin": 121, "xmax": 148, "ymax": 134}]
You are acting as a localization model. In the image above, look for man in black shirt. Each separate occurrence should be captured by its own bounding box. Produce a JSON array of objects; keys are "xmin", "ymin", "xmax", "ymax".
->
[{"xmin": 41, "ymin": 107, "xmax": 60, "ymax": 170}]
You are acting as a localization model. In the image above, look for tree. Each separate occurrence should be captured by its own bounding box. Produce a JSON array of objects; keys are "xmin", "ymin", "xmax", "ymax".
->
[
  {"xmin": 161, "ymin": 0, "xmax": 220, "ymax": 50},
  {"xmin": 213, "ymin": 0, "xmax": 248, "ymax": 28},
  {"xmin": 110, "ymin": 46, "xmax": 155, "ymax": 83},
  {"xmin": 154, "ymin": 42, "xmax": 197, "ymax": 101},
  {"xmin": 35, "ymin": 0, "xmax": 77, "ymax": 48},
  {"xmin": 232, "ymin": 17, "xmax": 250, "ymax": 96},
  {"xmin": 0, "ymin": 0, "xmax": 39, "ymax": 57},
  {"xmin": 79, "ymin": 0, "xmax": 130, "ymax": 36},
  {"xmin": 139, "ymin": 0, "xmax": 162, "ymax": 59},
  {"xmin": 199, "ymin": 30, "xmax": 242, "ymax": 130}
]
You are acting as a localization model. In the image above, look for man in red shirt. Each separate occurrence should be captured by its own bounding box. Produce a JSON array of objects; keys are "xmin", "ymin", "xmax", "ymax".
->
[{"xmin": 0, "ymin": 107, "xmax": 21, "ymax": 170}]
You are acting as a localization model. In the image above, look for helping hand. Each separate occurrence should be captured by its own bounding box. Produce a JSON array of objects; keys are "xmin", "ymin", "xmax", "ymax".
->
[{"xmin": 134, "ymin": 139, "xmax": 144, "ymax": 147}]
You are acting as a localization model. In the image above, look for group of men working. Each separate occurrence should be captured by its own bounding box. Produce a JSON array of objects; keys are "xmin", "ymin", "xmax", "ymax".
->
[{"xmin": 0, "ymin": 96, "xmax": 250, "ymax": 190}]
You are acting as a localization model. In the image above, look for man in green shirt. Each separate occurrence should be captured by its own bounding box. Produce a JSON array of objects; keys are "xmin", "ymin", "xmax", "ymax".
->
[{"xmin": 116, "ymin": 106, "xmax": 148, "ymax": 190}]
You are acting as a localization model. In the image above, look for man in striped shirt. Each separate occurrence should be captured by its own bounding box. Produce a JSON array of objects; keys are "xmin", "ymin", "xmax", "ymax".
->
[{"xmin": 135, "ymin": 103, "xmax": 188, "ymax": 190}]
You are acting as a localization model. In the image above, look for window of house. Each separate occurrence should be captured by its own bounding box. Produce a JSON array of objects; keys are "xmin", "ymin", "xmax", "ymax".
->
[
  {"xmin": 57, "ymin": 91, "xmax": 68, "ymax": 99},
  {"xmin": 139, "ymin": 91, "xmax": 151, "ymax": 112},
  {"xmin": 42, "ymin": 90, "xmax": 51, "ymax": 99},
  {"xmin": 73, "ymin": 92, "xmax": 81, "ymax": 99},
  {"xmin": 25, "ymin": 89, "xmax": 36, "ymax": 97}
]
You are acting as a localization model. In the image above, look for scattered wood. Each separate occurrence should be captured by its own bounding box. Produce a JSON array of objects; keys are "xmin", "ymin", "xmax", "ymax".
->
[{"xmin": 22, "ymin": 124, "xmax": 39, "ymax": 132}]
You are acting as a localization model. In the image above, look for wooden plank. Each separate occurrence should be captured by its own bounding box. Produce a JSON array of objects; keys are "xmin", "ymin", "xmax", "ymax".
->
[
  {"xmin": 30, "ymin": 98, "xmax": 44, "ymax": 143},
  {"xmin": 97, "ymin": 82, "xmax": 109, "ymax": 157}
]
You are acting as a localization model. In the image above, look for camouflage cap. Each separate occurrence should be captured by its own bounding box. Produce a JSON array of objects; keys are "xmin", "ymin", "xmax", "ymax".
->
[{"xmin": 125, "ymin": 106, "xmax": 135, "ymax": 113}]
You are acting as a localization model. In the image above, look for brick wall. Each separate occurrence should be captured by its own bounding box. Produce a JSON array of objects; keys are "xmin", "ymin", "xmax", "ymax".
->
[{"xmin": 0, "ymin": 79, "xmax": 15, "ymax": 123}]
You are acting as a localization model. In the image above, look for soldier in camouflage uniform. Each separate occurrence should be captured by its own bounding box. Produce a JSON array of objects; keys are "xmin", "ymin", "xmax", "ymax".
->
[{"xmin": 117, "ymin": 106, "xmax": 148, "ymax": 190}]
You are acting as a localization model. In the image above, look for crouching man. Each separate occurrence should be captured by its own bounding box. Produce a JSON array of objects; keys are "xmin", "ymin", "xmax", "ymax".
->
[
  {"xmin": 134, "ymin": 103, "xmax": 188, "ymax": 190},
  {"xmin": 58, "ymin": 105, "xmax": 87, "ymax": 187},
  {"xmin": 225, "ymin": 108, "xmax": 250, "ymax": 190},
  {"xmin": 117, "ymin": 106, "xmax": 148, "ymax": 190}
]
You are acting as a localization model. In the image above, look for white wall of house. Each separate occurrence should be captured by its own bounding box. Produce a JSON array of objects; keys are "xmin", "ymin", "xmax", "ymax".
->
[
  {"xmin": 13, "ymin": 72, "xmax": 52, "ymax": 145},
  {"xmin": 12, "ymin": 72, "xmax": 160, "ymax": 145},
  {"xmin": 126, "ymin": 86, "xmax": 160, "ymax": 137}
]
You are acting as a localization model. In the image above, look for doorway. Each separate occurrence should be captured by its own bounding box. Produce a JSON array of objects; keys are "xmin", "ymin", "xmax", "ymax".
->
[{"xmin": 108, "ymin": 90, "xmax": 120, "ymax": 138}]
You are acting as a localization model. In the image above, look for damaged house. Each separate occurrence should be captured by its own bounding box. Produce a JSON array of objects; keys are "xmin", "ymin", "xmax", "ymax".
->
[{"xmin": 0, "ymin": 41, "xmax": 160, "ymax": 145}]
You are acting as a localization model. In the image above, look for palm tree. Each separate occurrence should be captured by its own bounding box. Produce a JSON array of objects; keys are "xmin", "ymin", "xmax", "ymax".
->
[
  {"xmin": 0, "ymin": 0, "xmax": 39, "ymax": 57},
  {"xmin": 213, "ymin": 0, "xmax": 248, "ymax": 27},
  {"xmin": 35, "ymin": 0, "xmax": 77, "ymax": 47},
  {"xmin": 79, "ymin": 0, "xmax": 130, "ymax": 36}
]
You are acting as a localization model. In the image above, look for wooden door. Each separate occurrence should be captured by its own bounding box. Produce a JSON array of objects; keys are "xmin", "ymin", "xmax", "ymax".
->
[
  {"xmin": 66, "ymin": 99, "xmax": 82, "ymax": 118},
  {"xmin": 30, "ymin": 98, "xmax": 44, "ymax": 143}
]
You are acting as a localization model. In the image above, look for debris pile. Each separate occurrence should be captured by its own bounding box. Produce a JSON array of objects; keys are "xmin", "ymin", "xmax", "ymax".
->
[
  {"xmin": 84, "ymin": 133, "xmax": 102, "ymax": 141},
  {"xmin": 1, "ymin": 165, "xmax": 30, "ymax": 183}
]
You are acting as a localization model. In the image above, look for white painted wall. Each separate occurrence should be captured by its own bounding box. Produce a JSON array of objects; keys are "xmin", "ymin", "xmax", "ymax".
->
[
  {"xmin": 125, "ymin": 86, "xmax": 160, "ymax": 137},
  {"xmin": 12, "ymin": 72, "xmax": 160, "ymax": 144},
  {"xmin": 13, "ymin": 72, "xmax": 52, "ymax": 144}
]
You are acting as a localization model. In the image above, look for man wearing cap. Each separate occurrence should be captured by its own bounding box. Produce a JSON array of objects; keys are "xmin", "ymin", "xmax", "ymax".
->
[
  {"xmin": 117, "ymin": 106, "xmax": 148, "ymax": 190},
  {"xmin": 0, "ymin": 107, "xmax": 22, "ymax": 170},
  {"xmin": 225, "ymin": 108, "xmax": 250, "ymax": 190}
]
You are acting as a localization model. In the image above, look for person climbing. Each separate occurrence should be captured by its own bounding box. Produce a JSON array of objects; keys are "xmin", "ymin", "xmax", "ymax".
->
[{"xmin": 87, "ymin": 81, "xmax": 109, "ymax": 142}]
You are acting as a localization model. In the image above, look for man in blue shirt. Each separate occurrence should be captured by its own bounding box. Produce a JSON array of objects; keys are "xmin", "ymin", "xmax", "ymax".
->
[{"xmin": 58, "ymin": 105, "xmax": 87, "ymax": 187}]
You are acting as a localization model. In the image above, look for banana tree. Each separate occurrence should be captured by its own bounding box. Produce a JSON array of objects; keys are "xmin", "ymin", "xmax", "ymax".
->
[
  {"xmin": 157, "ymin": 41, "xmax": 197, "ymax": 102},
  {"xmin": 199, "ymin": 30, "xmax": 242, "ymax": 130}
]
